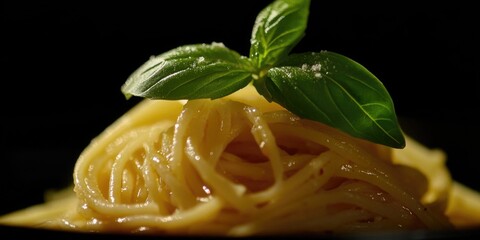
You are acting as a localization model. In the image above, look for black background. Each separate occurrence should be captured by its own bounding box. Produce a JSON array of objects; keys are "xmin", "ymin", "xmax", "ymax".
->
[{"xmin": 1, "ymin": 0, "xmax": 479, "ymax": 217}]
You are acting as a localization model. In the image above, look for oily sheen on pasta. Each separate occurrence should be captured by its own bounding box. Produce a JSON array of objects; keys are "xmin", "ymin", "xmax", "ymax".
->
[{"xmin": 1, "ymin": 85, "xmax": 479, "ymax": 236}]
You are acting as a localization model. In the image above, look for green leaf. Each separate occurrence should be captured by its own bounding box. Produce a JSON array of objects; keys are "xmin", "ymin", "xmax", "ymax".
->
[
  {"xmin": 265, "ymin": 51, "xmax": 405, "ymax": 148},
  {"xmin": 121, "ymin": 43, "xmax": 255, "ymax": 100},
  {"xmin": 120, "ymin": 0, "xmax": 406, "ymax": 149},
  {"xmin": 249, "ymin": 0, "xmax": 310, "ymax": 69}
]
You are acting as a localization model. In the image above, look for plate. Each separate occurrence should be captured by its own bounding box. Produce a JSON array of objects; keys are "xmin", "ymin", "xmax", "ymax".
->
[{"xmin": 1, "ymin": 225, "xmax": 480, "ymax": 240}]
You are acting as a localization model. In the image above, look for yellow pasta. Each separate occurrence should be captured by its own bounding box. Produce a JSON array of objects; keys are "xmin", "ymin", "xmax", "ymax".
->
[{"xmin": 1, "ymin": 84, "xmax": 479, "ymax": 236}]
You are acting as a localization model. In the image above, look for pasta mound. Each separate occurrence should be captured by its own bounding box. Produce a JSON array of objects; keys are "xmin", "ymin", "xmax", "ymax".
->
[{"xmin": 1, "ymin": 85, "xmax": 479, "ymax": 236}]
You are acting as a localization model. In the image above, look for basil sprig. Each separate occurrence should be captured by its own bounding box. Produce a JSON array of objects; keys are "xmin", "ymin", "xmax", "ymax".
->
[{"xmin": 121, "ymin": 0, "xmax": 406, "ymax": 149}]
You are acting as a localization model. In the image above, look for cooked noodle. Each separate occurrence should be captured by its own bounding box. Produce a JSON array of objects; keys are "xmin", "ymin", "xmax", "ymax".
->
[{"xmin": 1, "ymin": 85, "xmax": 479, "ymax": 236}]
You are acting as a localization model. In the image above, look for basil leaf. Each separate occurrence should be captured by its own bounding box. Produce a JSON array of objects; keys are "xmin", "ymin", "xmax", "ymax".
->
[
  {"xmin": 249, "ymin": 0, "xmax": 309, "ymax": 69},
  {"xmin": 121, "ymin": 43, "xmax": 255, "ymax": 100},
  {"xmin": 120, "ymin": 0, "xmax": 406, "ymax": 149},
  {"xmin": 266, "ymin": 51, "xmax": 405, "ymax": 148}
]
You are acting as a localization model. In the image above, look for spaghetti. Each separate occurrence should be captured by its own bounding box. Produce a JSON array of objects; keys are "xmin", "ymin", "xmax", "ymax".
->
[{"xmin": 1, "ymin": 84, "xmax": 479, "ymax": 236}]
